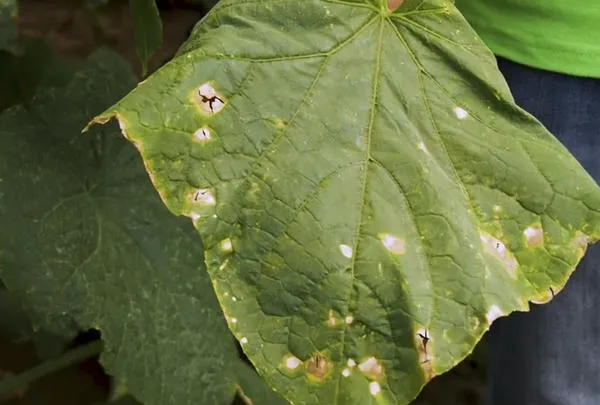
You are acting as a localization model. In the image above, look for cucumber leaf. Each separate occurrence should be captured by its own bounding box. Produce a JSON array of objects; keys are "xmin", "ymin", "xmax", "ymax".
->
[
  {"xmin": 91, "ymin": 1, "xmax": 600, "ymax": 404},
  {"xmin": 129, "ymin": 0, "xmax": 163, "ymax": 76},
  {"xmin": 0, "ymin": 49, "xmax": 286, "ymax": 405}
]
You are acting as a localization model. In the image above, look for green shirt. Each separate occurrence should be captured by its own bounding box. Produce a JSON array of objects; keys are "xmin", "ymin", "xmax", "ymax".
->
[{"xmin": 455, "ymin": 0, "xmax": 600, "ymax": 78}]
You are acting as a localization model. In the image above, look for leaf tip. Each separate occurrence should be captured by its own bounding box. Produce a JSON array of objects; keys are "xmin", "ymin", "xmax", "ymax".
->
[{"xmin": 83, "ymin": 112, "xmax": 117, "ymax": 134}]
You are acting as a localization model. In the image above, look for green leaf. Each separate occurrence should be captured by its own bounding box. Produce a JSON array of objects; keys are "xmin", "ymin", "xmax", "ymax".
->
[
  {"xmin": 0, "ymin": 289, "xmax": 31, "ymax": 341},
  {"xmin": 0, "ymin": 49, "xmax": 283, "ymax": 405},
  {"xmin": 0, "ymin": 289, "xmax": 78, "ymax": 359},
  {"xmin": 129, "ymin": 0, "xmax": 163, "ymax": 76},
  {"xmin": 0, "ymin": 0, "xmax": 17, "ymax": 51},
  {"xmin": 92, "ymin": 0, "xmax": 600, "ymax": 404},
  {"xmin": 0, "ymin": 38, "xmax": 75, "ymax": 112}
]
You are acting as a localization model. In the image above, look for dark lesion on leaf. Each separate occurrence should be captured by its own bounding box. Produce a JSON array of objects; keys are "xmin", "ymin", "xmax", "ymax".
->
[
  {"xmin": 199, "ymin": 92, "xmax": 225, "ymax": 113},
  {"xmin": 192, "ymin": 82, "xmax": 226, "ymax": 115},
  {"xmin": 418, "ymin": 330, "xmax": 430, "ymax": 356},
  {"xmin": 416, "ymin": 329, "xmax": 436, "ymax": 380},
  {"xmin": 306, "ymin": 354, "xmax": 332, "ymax": 381},
  {"xmin": 193, "ymin": 189, "xmax": 210, "ymax": 202}
]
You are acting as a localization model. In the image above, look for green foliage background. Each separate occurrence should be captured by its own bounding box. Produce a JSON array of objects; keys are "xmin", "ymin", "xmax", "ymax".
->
[{"xmin": 1, "ymin": 1, "xmax": 600, "ymax": 405}]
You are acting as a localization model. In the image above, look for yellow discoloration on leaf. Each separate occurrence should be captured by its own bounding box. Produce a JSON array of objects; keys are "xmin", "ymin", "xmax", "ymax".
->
[
  {"xmin": 524, "ymin": 226, "xmax": 544, "ymax": 248},
  {"xmin": 306, "ymin": 354, "xmax": 332, "ymax": 381}
]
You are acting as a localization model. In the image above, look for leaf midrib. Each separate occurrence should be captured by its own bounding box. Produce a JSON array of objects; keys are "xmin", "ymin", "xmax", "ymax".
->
[{"xmin": 332, "ymin": 15, "xmax": 385, "ymax": 405}]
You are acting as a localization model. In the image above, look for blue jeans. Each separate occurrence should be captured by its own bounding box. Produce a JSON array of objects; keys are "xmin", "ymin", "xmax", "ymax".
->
[{"xmin": 486, "ymin": 59, "xmax": 600, "ymax": 405}]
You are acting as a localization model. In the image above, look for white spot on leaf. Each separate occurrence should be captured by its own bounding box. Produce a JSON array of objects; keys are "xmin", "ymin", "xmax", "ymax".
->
[
  {"xmin": 117, "ymin": 117, "xmax": 128, "ymax": 135},
  {"xmin": 345, "ymin": 315, "xmax": 354, "ymax": 324},
  {"xmin": 230, "ymin": 317, "xmax": 237, "ymax": 324},
  {"xmin": 211, "ymin": 98, "xmax": 224, "ymax": 112},
  {"xmin": 196, "ymin": 82, "xmax": 225, "ymax": 114},
  {"xmin": 339, "ymin": 244, "xmax": 353, "ymax": 258},
  {"xmin": 369, "ymin": 382, "xmax": 381, "ymax": 396},
  {"xmin": 193, "ymin": 127, "xmax": 211, "ymax": 142},
  {"xmin": 454, "ymin": 107, "xmax": 468, "ymax": 119},
  {"xmin": 347, "ymin": 358, "xmax": 356, "ymax": 367},
  {"xmin": 358, "ymin": 357, "xmax": 383, "ymax": 378},
  {"xmin": 524, "ymin": 226, "xmax": 544, "ymax": 247},
  {"xmin": 486, "ymin": 305, "xmax": 504, "ymax": 324},
  {"xmin": 240, "ymin": 337, "xmax": 248, "ymax": 344},
  {"xmin": 480, "ymin": 233, "xmax": 517, "ymax": 277},
  {"xmin": 220, "ymin": 238, "xmax": 233, "ymax": 252},
  {"xmin": 191, "ymin": 189, "xmax": 216, "ymax": 205},
  {"xmin": 285, "ymin": 356, "xmax": 301, "ymax": 370},
  {"xmin": 342, "ymin": 368, "xmax": 351, "ymax": 377},
  {"xmin": 380, "ymin": 234, "xmax": 405, "ymax": 255},
  {"xmin": 198, "ymin": 82, "xmax": 215, "ymax": 98}
]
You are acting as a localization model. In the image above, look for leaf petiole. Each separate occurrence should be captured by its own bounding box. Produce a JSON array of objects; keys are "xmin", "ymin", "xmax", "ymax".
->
[{"xmin": 0, "ymin": 339, "xmax": 104, "ymax": 398}]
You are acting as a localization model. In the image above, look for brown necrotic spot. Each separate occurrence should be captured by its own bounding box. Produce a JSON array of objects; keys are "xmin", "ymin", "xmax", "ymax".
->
[
  {"xmin": 571, "ymin": 231, "xmax": 592, "ymax": 253},
  {"xmin": 524, "ymin": 226, "xmax": 544, "ymax": 248},
  {"xmin": 306, "ymin": 354, "xmax": 332, "ymax": 381},
  {"xmin": 415, "ymin": 328, "xmax": 436, "ymax": 380}
]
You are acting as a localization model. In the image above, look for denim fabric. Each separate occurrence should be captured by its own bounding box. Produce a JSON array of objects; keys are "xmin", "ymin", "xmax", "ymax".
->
[{"xmin": 486, "ymin": 58, "xmax": 600, "ymax": 405}]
